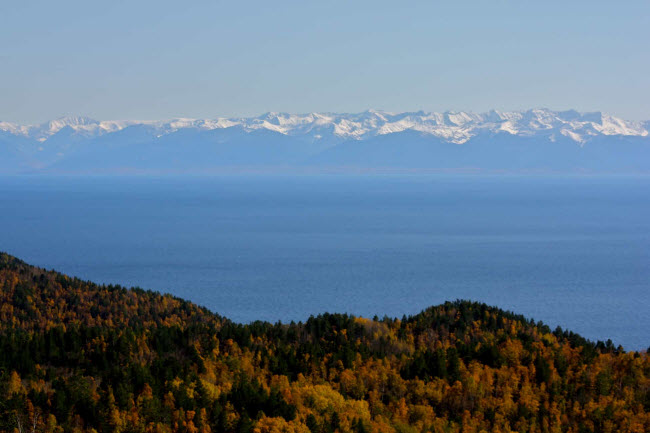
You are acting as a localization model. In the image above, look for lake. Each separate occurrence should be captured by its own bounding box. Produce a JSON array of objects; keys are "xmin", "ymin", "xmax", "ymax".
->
[{"xmin": 1, "ymin": 175, "xmax": 648, "ymax": 350}]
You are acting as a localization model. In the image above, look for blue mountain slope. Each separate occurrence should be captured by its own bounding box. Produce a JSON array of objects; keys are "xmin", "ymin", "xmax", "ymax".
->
[
  {"xmin": 309, "ymin": 130, "xmax": 650, "ymax": 172},
  {"xmin": 1, "ymin": 110, "xmax": 649, "ymax": 173},
  {"xmin": 45, "ymin": 126, "xmax": 324, "ymax": 172},
  {"xmin": 0, "ymin": 131, "xmax": 36, "ymax": 173}
]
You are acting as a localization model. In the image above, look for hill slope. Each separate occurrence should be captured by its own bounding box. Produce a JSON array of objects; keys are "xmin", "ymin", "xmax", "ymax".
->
[{"xmin": 0, "ymin": 253, "xmax": 648, "ymax": 432}]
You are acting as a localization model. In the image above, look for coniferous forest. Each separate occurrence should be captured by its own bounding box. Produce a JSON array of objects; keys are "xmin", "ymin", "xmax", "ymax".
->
[{"xmin": 0, "ymin": 252, "xmax": 648, "ymax": 433}]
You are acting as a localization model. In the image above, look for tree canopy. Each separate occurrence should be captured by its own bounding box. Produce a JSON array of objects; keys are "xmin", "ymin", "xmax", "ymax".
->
[{"xmin": 0, "ymin": 252, "xmax": 648, "ymax": 432}]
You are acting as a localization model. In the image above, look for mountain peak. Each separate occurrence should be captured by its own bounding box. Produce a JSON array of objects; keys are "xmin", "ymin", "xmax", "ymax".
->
[
  {"xmin": 47, "ymin": 115, "xmax": 98, "ymax": 128},
  {"xmin": 1, "ymin": 109, "xmax": 647, "ymax": 145}
]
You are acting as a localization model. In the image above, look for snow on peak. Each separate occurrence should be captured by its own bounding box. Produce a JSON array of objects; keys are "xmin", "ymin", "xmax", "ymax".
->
[{"xmin": 1, "ymin": 109, "xmax": 647, "ymax": 144}]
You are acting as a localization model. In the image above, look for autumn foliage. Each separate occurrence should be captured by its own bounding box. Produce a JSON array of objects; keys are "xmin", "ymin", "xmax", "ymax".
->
[{"xmin": 0, "ymin": 252, "xmax": 648, "ymax": 433}]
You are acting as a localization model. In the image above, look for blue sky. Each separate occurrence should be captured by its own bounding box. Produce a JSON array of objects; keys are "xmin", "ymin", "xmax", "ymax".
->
[{"xmin": 1, "ymin": 0, "xmax": 649, "ymax": 123}]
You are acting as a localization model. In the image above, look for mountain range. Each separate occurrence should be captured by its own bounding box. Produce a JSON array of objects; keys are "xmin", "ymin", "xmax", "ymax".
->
[{"xmin": 1, "ymin": 109, "xmax": 649, "ymax": 173}]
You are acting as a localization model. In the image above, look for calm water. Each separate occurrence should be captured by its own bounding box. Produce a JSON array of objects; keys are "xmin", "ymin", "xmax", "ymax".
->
[{"xmin": 1, "ymin": 175, "xmax": 648, "ymax": 350}]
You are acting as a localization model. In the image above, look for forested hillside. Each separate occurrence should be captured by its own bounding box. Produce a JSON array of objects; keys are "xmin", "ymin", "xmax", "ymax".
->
[{"xmin": 0, "ymin": 252, "xmax": 648, "ymax": 433}]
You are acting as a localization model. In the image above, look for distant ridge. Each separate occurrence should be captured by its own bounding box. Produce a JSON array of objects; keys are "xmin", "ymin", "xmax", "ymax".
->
[{"xmin": 1, "ymin": 109, "xmax": 649, "ymax": 173}]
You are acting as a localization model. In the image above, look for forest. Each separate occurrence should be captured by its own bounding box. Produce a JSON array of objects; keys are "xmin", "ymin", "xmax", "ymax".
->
[{"xmin": 0, "ymin": 252, "xmax": 648, "ymax": 433}]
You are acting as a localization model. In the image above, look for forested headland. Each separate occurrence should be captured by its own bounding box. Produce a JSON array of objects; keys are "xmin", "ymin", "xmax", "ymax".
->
[{"xmin": 0, "ymin": 252, "xmax": 648, "ymax": 433}]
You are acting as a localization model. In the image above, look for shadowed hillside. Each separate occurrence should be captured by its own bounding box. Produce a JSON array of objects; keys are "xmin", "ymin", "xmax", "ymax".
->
[{"xmin": 0, "ymin": 252, "xmax": 648, "ymax": 432}]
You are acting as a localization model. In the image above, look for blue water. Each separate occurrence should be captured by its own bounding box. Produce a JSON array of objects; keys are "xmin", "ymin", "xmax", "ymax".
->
[{"xmin": 0, "ymin": 175, "xmax": 648, "ymax": 350}]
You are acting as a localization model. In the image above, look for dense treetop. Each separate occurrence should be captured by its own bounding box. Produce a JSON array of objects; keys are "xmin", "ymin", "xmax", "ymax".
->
[
  {"xmin": 0, "ymin": 252, "xmax": 648, "ymax": 433},
  {"xmin": 0, "ymin": 253, "xmax": 220, "ymax": 331}
]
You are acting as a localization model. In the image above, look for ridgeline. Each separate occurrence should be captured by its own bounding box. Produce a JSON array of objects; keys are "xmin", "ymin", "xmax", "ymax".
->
[{"xmin": 0, "ymin": 252, "xmax": 648, "ymax": 432}]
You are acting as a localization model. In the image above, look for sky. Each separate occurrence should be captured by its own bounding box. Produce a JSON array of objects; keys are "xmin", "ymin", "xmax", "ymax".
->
[{"xmin": 1, "ymin": 0, "xmax": 649, "ymax": 124}]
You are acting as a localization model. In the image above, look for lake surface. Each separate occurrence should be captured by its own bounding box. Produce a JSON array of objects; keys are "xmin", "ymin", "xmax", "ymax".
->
[{"xmin": 1, "ymin": 175, "xmax": 648, "ymax": 350}]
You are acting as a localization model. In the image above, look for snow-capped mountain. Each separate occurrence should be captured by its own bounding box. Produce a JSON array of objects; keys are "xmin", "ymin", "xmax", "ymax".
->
[
  {"xmin": 3, "ymin": 109, "xmax": 648, "ymax": 144},
  {"xmin": 1, "ymin": 109, "xmax": 649, "ymax": 173}
]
